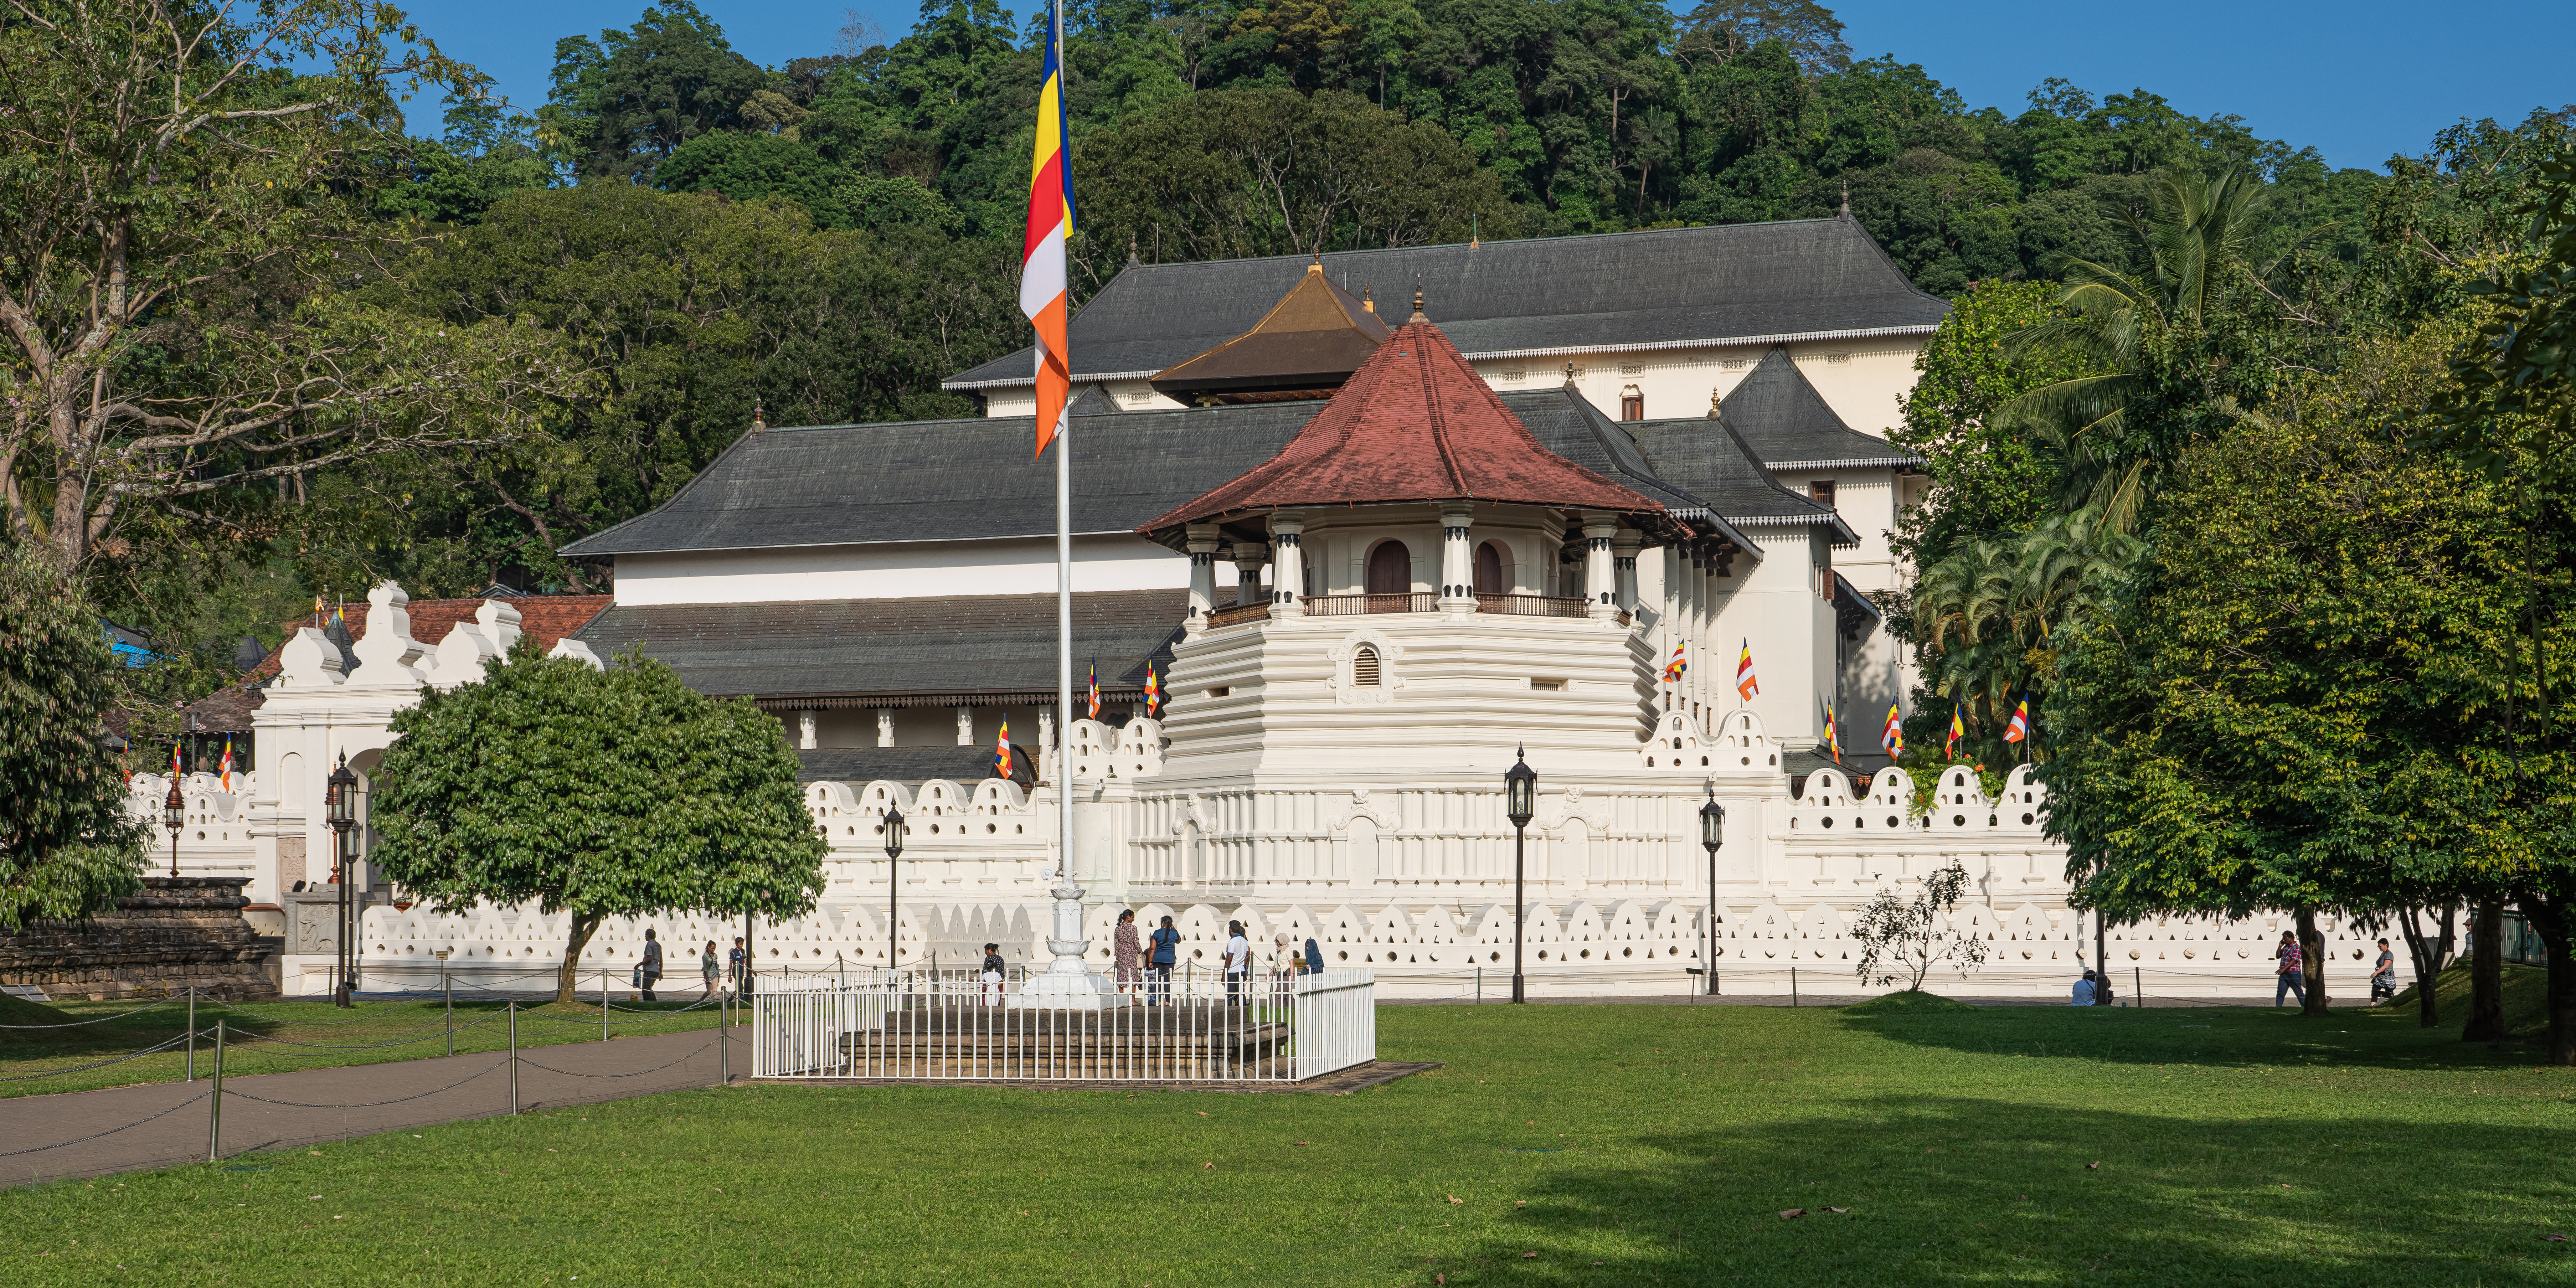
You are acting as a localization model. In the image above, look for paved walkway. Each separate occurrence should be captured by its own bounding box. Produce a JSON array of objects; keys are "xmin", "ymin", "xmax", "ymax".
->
[{"xmin": 2, "ymin": 1025, "xmax": 742, "ymax": 1188}]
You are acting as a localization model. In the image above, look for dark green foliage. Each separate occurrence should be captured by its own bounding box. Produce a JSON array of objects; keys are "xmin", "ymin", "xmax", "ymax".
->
[
  {"xmin": 656, "ymin": 132, "xmax": 855, "ymax": 226},
  {"xmin": 1076, "ymin": 87, "xmax": 1520, "ymax": 265},
  {"xmin": 0, "ymin": 542, "xmax": 146, "ymax": 931},
  {"xmin": 540, "ymin": 0, "xmax": 771, "ymax": 184},
  {"xmin": 1841, "ymin": 988, "xmax": 1975, "ymax": 1014},
  {"xmin": 351, "ymin": 184, "xmax": 1011, "ymax": 595},
  {"xmin": 369, "ymin": 641, "xmax": 827, "ymax": 1003}
]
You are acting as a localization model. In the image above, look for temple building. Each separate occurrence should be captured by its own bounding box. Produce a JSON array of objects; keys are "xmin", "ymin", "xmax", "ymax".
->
[{"xmin": 110, "ymin": 216, "xmax": 2390, "ymax": 1000}]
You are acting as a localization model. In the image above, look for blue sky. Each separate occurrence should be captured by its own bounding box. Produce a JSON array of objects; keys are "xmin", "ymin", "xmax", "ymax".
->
[{"xmin": 412, "ymin": 0, "xmax": 2574, "ymax": 172}]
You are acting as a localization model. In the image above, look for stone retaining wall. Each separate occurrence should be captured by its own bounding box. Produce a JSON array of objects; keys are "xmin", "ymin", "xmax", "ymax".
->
[{"xmin": 0, "ymin": 877, "xmax": 280, "ymax": 1001}]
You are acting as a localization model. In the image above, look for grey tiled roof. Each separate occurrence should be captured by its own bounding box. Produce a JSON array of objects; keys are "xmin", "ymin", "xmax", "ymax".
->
[
  {"xmin": 1721, "ymin": 346, "xmax": 1921, "ymax": 469},
  {"xmin": 576, "ymin": 590, "xmax": 1186, "ymax": 700},
  {"xmin": 1624, "ymin": 416, "xmax": 1854, "ymax": 541},
  {"xmin": 559, "ymin": 406, "xmax": 1314, "ymax": 557},
  {"xmin": 1500, "ymin": 390, "xmax": 1755, "ymax": 551},
  {"xmin": 947, "ymin": 218, "xmax": 1948, "ymax": 389}
]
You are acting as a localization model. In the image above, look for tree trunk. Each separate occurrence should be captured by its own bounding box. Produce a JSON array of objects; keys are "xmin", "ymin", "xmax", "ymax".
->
[
  {"xmin": 2523, "ymin": 894, "xmax": 2576, "ymax": 1067},
  {"xmin": 556, "ymin": 912, "xmax": 604, "ymax": 1005},
  {"xmin": 2295, "ymin": 908, "xmax": 2328, "ymax": 1016},
  {"xmin": 2465, "ymin": 897, "xmax": 2505, "ymax": 1042},
  {"xmin": 2396, "ymin": 903, "xmax": 2454, "ymax": 1028}
]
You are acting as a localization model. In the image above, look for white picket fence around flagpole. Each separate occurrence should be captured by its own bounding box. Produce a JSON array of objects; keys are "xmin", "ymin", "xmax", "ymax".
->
[{"xmin": 750, "ymin": 966, "xmax": 1375, "ymax": 1082}]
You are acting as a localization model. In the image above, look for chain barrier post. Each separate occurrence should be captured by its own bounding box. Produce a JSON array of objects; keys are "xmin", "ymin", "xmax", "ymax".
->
[
  {"xmin": 508, "ymin": 1001, "xmax": 520, "ymax": 1115},
  {"xmin": 186, "ymin": 986, "xmax": 196, "ymax": 1082},
  {"xmin": 443, "ymin": 959, "xmax": 454, "ymax": 1057},
  {"xmin": 2135, "ymin": 965, "xmax": 2143, "ymax": 1008},
  {"xmin": 206, "ymin": 1020, "xmax": 225, "ymax": 1162},
  {"xmin": 1791, "ymin": 966, "xmax": 1798, "ymax": 1008},
  {"xmin": 602, "ymin": 970, "xmax": 610, "ymax": 1043},
  {"xmin": 718, "ymin": 994, "xmax": 729, "ymax": 1087},
  {"xmin": 1475, "ymin": 964, "xmax": 1482, "ymax": 1004}
]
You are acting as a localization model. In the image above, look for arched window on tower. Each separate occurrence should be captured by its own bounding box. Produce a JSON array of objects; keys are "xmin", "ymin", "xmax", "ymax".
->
[
  {"xmin": 1365, "ymin": 539, "xmax": 1411, "ymax": 607},
  {"xmin": 1474, "ymin": 541, "xmax": 1507, "ymax": 596},
  {"xmin": 1353, "ymin": 644, "xmax": 1382, "ymax": 687}
]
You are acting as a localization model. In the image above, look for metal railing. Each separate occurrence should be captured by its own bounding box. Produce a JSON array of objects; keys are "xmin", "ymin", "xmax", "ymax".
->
[
  {"xmin": 750, "ymin": 967, "xmax": 1374, "ymax": 1082},
  {"xmin": 1205, "ymin": 602, "xmax": 1271, "ymax": 628},
  {"xmin": 1304, "ymin": 592, "xmax": 1437, "ymax": 616},
  {"xmin": 1474, "ymin": 593, "xmax": 1593, "ymax": 618}
]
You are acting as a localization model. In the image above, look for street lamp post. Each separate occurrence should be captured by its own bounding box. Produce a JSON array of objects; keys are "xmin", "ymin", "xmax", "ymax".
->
[
  {"xmin": 325, "ymin": 752, "xmax": 359, "ymax": 1008},
  {"xmin": 163, "ymin": 777, "xmax": 185, "ymax": 880},
  {"xmin": 1698, "ymin": 785, "xmax": 1725, "ymax": 997},
  {"xmin": 1504, "ymin": 748, "xmax": 1536, "ymax": 1005},
  {"xmin": 881, "ymin": 805, "xmax": 907, "ymax": 973}
]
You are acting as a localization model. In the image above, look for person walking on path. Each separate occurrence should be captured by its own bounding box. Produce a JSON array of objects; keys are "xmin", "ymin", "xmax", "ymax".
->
[
  {"xmin": 1304, "ymin": 936, "xmax": 1324, "ymax": 975},
  {"xmin": 2275, "ymin": 931, "xmax": 2306, "ymax": 1008},
  {"xmin": 1147, "ymin": 916, "xmax": 1181, "ymax": 1006},
  {"xmin": 1113, "ymin": 910, "xmax": 1143, "ymax": 1002},
  {"xmin": 638, "ymin": 928, "xmax": 664, "ymax": 1002},
  {"xmin": 980, "ymin": 942, "xmax": 1006, "ymax": 1006},
  {"xmin": 2372, "ymin": 938, "xmax": 2398, "ymax": 1004},
  {"xmin": 1223, "ymin": 921, "xmax": 1251, "ymax": 1006},
  {"xmin": 700, "ymin": 941, "xmax": 720, "ymax": 999},
  {"xmin": 1273, "ymin": 932, "xmax": 1299, "ymax": 980},
  {"xmin": 728, "ymin": 937, "xmax": 747, "ymax": 994}
]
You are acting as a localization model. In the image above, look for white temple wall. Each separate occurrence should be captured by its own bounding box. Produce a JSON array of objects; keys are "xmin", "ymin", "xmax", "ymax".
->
[{"xmin": 609, "ymin": 533, "xmax": 1193, "ymax": 607}]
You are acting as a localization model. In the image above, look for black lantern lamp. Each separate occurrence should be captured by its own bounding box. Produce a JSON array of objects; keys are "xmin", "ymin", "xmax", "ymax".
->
[
  {"xmin": 1697, "ymin": 785, "xmax": 1725, "ymax": 996},
  {"xmin": 881, "ymin": 804, "xmax": 907, "ymax": 972},
  {"xmin": 325, "ymin": 752, "xmax": 360, "ymax": 1007},
  {"xmin": 1504, "ymin": 747, "xmax": 1536, "ymax": 1004},
  {"xmin": 163, "ymin": 775, "xmax": 185, "ymax": 880}
]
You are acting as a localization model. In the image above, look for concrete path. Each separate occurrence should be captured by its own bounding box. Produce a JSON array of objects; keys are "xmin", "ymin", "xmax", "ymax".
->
[{"xmin": 1, "ymin": 1025, "xmax": 743, "ymax": 1188}]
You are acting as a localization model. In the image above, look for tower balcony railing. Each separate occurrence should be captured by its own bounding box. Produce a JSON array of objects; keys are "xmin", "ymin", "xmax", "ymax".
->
[{"xmin": 1204, "ymin": 591, "xmax": 1611, "ymax": 628}]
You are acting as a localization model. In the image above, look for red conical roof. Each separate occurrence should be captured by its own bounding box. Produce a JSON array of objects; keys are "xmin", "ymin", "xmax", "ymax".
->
[{"xmin": 1140, "ymin": 313, "xmax": 1663, "ymax": 533}]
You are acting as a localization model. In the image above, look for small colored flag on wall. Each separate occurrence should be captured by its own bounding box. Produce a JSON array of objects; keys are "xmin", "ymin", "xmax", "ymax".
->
[
  {"xmin": 1086, "ymin": 658, "xmax": 1101, "ymax": 720},
  {"xmin": 2004, "ymin": 697, "xmax": 2031, "ymax": 744},
  {"xmin": 1945, "ymin": 701, "xmax": 1965, "ymax": 758},
  {"xmin": 996, "ymin": 721, "xmax": 1013, "ymax": 777},
  {"xmin": 1735, "ymin": 640, "xmax": 1759, "ymax": 701},
  {"xmin": 1663, "ymin": 642, "xmax": 1687, "ymax": 682},
  {"xmin": 1880, "ymin": 705, "xmax": 1903, "ymax": 755},
  {"xmin": 1143, "ymin": 661, "xmax": 1162, "ymax": 717},
  {"xmin": 219, "ymin": 739, "xmax": 235, "ymax": 792},
  {"xmin": 1824, "ymin": 697, "xmax": 1843, "ymax": 763}
]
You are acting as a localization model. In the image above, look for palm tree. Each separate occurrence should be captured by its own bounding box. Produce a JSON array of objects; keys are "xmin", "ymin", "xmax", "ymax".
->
[{"xmin": 1990, "ymin": 166, "xmax": 2268, "ymax": 534}]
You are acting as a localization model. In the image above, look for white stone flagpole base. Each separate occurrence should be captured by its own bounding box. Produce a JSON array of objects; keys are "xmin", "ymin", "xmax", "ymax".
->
[{"xmin": 1010, "ymin": 875, "xmax": 1118, "ymax": 1010}]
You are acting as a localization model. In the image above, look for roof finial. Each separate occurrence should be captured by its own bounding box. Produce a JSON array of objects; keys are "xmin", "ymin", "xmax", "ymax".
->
[
  {"xmin": 1563, "ymin": 362, "xmax": 1577, "ymax": 388},
  {"xmin": 1127, "ymin": 232, "xmax": 1140, "ymax": 268},
  {"xmin": 1839, "ymin": 180, "xmax": 1849, "ymax": 219},
  {"xmin": 1410, "ymin": 275, "xmax": 1426, "ymax": 323},
  {"xmin": 1307, "ymin": 246, "xmax": 1323, "ymax": 274},
  {"xmin": 1362, "ymin": 284, "xmax": 1375, "ymax": 314},
  {"xmin": 751, "ymin": 398, "xmax": 766, "ymax": 431},
  {"xmin": 1470, "ymin": 212, "xmax": 1480, "ymax": 250},
  {"xmin": 1707, "ymin": 386, "xmax": 1722, "ymax": 419}
]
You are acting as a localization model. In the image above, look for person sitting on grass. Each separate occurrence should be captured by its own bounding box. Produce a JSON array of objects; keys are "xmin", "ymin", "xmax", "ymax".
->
[{"xmin": 2070, "ymin": 971, "xmax": 2098, "ymax": 1006}]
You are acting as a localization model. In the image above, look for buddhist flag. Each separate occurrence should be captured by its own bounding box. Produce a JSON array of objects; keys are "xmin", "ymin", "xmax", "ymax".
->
[
  {"xmin": 1880, "ymin": 705, "xmax": 1903, "ymax": 756},
  {"xmin": 1143, "ymin": 661, "xmax": 1162, "ymax": 717},
  {"xmin": 1945, "ymin": 701, "xmax": 1965, "ymax": 758},
  {"xmin": 1735, "ymin": 639, "xmax": 1759, "ymax": 701},
  {"xmin": 996, "ymin": 721, "xmax": 1013, "ymax": 778},
  {"xmin": 219, "ymin": 739, "xmax": 235, "ymax": 792},
  {"xmin": 1019, "ymin": 1, "xmax": 1075, "ymax": 458},
  {"xmin": 1086, "ymin": 658, "xmax": 1101, "ymax": 720},
  {"xmin": 1663, "ymin": 642, "xmax": 1687, "ymax": 682},
  {"xmin": 2004, "ymin": 696, "xmax": 2031, "ymax": 744},
  {"xmin": 171, "ymin": 742, "xmax": 182, "ymax": 780},
  {"xmin": 1824, "ymin": 696, "xmax": 1843, "ymax": 763}
]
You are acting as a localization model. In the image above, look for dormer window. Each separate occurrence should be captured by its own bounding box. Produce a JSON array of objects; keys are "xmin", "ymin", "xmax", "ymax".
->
[
  {"xmin": 1620, "ymin": 385, "xmax": 1644, "ymax": 420},
  {"xmin": 1809, "ymin": 480, "xmax": 1836, "ymax": 509}
]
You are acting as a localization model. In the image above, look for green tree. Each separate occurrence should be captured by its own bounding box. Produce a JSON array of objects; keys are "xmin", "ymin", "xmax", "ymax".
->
[
  {"xmin": 540, "ymin": 0, "xmax": 771, "ymax": 185},
  {"xmin": 658, "ymin": 132, "xmax": 857, "ymax": 227},
  {"xmin": 1676, "ymin": 0, "xmax": 1848, "ymax": 75},
  {"xmin": 0, "ymin": 540, "xmax": 147, "ymax": 929},
  {"xmin": 0, "ymin": 0, "xmax": 577, "ymax": 576},
  {"xmin": 370, "ymin": 642, "xmax": 826, "ymax": 1003},
  {"xmin": 1076, "ymin": 87, "xmax": 1519, "ymax": 270},
  {"xmin": 2045, "ymin": 328, "xmax": 2529, "ymax": 1024}
]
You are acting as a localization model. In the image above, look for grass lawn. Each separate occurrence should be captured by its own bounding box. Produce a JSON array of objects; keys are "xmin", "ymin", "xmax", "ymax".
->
[
  {"xmin": 4, "ymin": 994, "xmax": 2571, "ymax": 1286},
  {"xmin": 0, "ymin": 992, "xmax": 730, "ymax": 1098}
]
